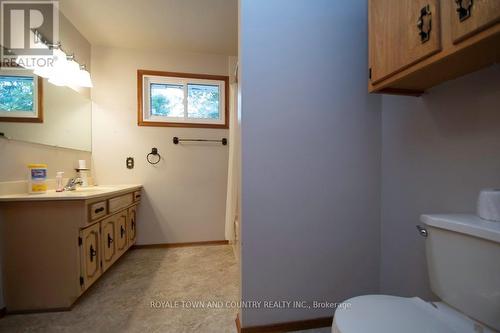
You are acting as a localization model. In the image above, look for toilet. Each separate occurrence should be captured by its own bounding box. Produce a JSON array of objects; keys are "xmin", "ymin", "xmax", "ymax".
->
[{"xmin": 332, "ymin": 214, "xmax": 500, "ymax": 333}]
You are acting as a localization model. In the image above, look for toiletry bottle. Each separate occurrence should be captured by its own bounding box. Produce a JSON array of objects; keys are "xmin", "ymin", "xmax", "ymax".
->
[{"xmin": 56, "ymin": 171, "xmax": 65, "ymax": 192}]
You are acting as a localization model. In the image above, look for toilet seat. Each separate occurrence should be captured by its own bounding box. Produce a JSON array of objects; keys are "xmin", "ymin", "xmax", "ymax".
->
[{"xmin": 332, "ymin": 295, "xmax": 495, "ymax": 333}]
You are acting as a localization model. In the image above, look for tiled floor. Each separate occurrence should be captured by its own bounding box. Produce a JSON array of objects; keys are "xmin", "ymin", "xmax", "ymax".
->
[{"xmin": 0, "ymin": 245, "xmax": 239, "ymax": 332}]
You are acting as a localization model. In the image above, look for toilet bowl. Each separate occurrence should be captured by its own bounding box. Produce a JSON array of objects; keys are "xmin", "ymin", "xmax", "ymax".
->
[
  {"xmin": 332, "ymin": 295, "xmax": 495, "ymax": 333},
  {"xmin": 332, "ymin": 214, "xmax": 500, "ymax": 333}
]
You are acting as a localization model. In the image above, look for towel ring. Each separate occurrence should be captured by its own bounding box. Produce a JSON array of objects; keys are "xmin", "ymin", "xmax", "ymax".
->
[{"xmin": 147, "ymin": 148, "xmax": 161, "ymax": 165}]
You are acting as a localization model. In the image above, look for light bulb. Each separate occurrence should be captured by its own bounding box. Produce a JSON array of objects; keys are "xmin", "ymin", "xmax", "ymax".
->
[
  {"xmin": 65, "ymin": 59, "xmax": 81, "ymax": 87},
  {"xmin": 48, "ymin": 49, "xmax": 69, "ymax": 86},
  {"xmin": 77, "ymin": 67, "xmax": 93, "ymax": 88}
]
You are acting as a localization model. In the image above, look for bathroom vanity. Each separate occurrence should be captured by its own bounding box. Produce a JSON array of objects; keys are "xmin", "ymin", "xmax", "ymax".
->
[{"xmin": 0, "ymin": 185, "xmax": 142, "ymax": 312}]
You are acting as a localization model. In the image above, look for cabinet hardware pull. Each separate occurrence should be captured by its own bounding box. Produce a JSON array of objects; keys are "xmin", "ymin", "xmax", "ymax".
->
[
  {"xmin": 107, "ymin": 234, "xmax": 113, "ymax": 248},
  {"xmin": 121, "ymin": 225, "xmax": 125, "ymax": 238},
  {"xmin": 94, "ymin": 207, "xmax": 104, "ymax": 214},
  {"xmin": 89, "ymin": 245, "xmax": 97, "ymax": 262},
  {"xmin": 417, "ymin": 5, "xmax": 432, "ymax": 43},
  {"xmin": 455, "ymin": 0, "xmax": 473, "ymax": 21},
  {"xmin": 132, "ymin": 219, "xmax": 135, "ymax": 230}
]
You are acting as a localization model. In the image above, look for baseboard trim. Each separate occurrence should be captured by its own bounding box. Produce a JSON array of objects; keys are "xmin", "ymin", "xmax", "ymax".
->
[
  {"xmin": 235, "ymin": 314, "xmax": 333, "ymax": 333},
  {"xmin": 132, "ymin": 240, "xmax": 229, "ymax": 249}
]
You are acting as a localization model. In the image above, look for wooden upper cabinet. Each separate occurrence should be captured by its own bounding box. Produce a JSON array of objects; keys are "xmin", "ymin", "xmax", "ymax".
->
[
  {"xmin": 369, "ymin": 0, "xmax": 441, "ymax": 84},
  {"xmin": 368, "ymin": 0, "xmax": 500, "ymax": 95},
  {"xmin": 451, "ymin": 0, "xmax": 500, "ymax": 43}
]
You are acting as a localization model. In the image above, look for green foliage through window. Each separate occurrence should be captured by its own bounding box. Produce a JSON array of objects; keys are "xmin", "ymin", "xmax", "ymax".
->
[
  {"xmin": 150, "ymin": 83, "xmax": 184, "ymax": 117},
  {"xmin": 188, "ymin": 84, "xmax": 219, "ymax": 119},
  {"xmin": 0, "ymin": 75, "xmax": 34, "ymax": 112},
  {"xmin": 149, "ymin": 82, "xmax": 221, "ymax": 120}
]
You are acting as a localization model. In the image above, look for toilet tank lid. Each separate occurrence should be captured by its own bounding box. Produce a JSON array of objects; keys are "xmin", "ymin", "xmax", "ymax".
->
[{"xmin": 421, "ymin": 214, "xmax": 500, "ymax": 243}]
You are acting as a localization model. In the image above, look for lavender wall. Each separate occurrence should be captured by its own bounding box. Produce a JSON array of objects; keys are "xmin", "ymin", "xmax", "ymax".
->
[
  {"xmin": 240, "ymin": 0, "xmax": 382, "ymax": 326},
  {"xmin": 380, "ymin": 65, "xmax": 500, "ymax": 298}
]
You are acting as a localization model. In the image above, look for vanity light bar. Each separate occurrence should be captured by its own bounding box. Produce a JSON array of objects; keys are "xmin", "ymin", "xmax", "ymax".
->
[{"xmin": 27, "ymin": 30, "xmax": 93, "ymax": 88}]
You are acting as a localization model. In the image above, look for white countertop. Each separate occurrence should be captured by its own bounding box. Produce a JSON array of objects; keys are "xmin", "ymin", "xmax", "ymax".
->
[{"xmin": 0, "ymin": 184, "xmax": 142, "ymax": 202}]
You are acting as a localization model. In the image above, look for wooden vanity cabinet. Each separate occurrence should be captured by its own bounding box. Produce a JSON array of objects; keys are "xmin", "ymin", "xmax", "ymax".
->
[
  {"xmin": 368, "ymin": 0, "xmax": 500, "ymax": 95},
  {"xmin": 101, "ymin": 215, "xmax": 118, "ymax": 273},
  {"xmin": 100, "ymin": 209, "xmax": 128, "ymax": 273},
  {"xmin": 80, "ymin": 223, "xmax": 102, "ymax": 290},
  {"xmin": 127, "ymin": 205, "xmax": 137, "ymax": 247},
  {"xmin": 0, "ymin": 187, "xmax": 141, "ymax": 312}
]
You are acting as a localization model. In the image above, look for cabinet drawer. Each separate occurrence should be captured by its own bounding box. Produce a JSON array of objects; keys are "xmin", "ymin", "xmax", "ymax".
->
[
  {"xmin": 89, "ymin": 201, "xmax": 107, "ymax": 221},
  {"xmin": 108, "ymin": 193, "xmax": 133, "ymax": 213},
  {"xmin": 134, "ymin": 191, "xmax": 142, "ymax": 201}
]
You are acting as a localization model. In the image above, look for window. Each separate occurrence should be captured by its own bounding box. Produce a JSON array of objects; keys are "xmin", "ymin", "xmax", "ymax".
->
[
  {"xmin": 138, "ymin": 70, "xmax": 228, "ymax": 128},
  {"xmin": 0, "ymin": 71, "xmax": 43, "ymax": 123}
]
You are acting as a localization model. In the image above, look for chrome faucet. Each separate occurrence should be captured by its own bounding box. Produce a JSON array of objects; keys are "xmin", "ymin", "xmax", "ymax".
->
[{"xmin": 65, "ymin": 177, "xmax": 83, "ymax": 191}]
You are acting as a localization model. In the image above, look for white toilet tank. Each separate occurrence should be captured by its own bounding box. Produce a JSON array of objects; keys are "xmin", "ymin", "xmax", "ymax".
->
[{"xmin": 421, "ymin": 214, "xmax": 500, "ymax": 331}]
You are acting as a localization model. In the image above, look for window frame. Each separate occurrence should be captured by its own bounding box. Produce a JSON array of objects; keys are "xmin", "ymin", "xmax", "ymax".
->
[
  {"xmin": 137, "ymin": 70, "xmax": 229, "ymax": 129},
  {"xmin": 0, "ymin": 71, "xmax": 43, "ymax": 123}
]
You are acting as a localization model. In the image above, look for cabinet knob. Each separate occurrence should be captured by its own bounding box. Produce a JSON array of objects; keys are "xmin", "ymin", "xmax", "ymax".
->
[
  {"xmin": 107, "ymin": 234, "xmax": 113, "ymax": 248},
  {"xmin": 121, "ymin": 225, "xmax": 125, "ymax": 238},
  {"xmin": 417, "ymin": 5, "xmax": 432, "ymax": 43},
  {"xmin": 89, "ymin": 245, "xmax": 97, "ymax": 262},
  {"xmin": 95, "ymin": 207, "xmax": 104, "ymax": 214},
  {"xmin": 455, "ymin": 0, "xmax": 473, "ymax": 21}
]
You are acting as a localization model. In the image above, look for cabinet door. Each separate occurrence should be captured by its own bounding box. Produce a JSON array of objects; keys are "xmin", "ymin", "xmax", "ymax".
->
[
  {"xmin": 115, "ymin": 211, "xmax": 128, "ymax": 257},
  {"xmin": 369, "ymin": 0, "xmax": 442, "ymax": 84},
  {"xmin": 101, "ymin": 216, "xmax": 117, "ymax": 272},
  {"xmin": 451, "ymin": 0, "xmax": 500, "ymax": 43},
  {"xmin": 127, "ymin": 206, "xmax": 137, "ymax": 247},
  {"xmin": 80, "ymin": 223, "xmax": 101, "ymax": 290}
]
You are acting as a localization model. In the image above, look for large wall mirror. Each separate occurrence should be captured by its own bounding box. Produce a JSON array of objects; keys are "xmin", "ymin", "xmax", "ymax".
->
[{"xmin": 0, "ymin": 69, "xmax": 91, "ymax": 152}]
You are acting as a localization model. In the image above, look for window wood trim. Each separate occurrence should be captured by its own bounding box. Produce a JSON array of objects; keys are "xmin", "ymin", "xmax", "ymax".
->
[
  {"xmin": 137, "ymin": 69, "xmax": 229, "ymax": 129},
  {"xmin": 0, "ymin": 76, "xmax": 43, "ymax": 123}
]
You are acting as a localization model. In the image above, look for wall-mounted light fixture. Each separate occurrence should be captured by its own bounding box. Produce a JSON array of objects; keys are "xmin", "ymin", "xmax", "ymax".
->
[{"xmin": 14, "ymin": 30, "xmax": 93, "ymax": 89}]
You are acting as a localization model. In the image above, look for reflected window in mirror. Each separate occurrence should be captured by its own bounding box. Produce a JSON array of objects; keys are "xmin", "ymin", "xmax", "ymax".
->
[{"xmin": 0, "ymin": 71, "xmax": 43, "ymax": 123}]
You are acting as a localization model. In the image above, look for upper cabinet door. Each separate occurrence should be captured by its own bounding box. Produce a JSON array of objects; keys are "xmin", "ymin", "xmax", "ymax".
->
[
  {"xmin": 451, "ymin": 0, "xmax": 500, "ymax": 43},
  {"xmin": 369, "ymin": 0, "xmax": 442, "ymax": 84}
]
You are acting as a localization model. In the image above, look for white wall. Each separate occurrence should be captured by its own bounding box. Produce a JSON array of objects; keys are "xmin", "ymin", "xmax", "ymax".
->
[
  {"xmin": 380, "ymin": 65, "xmax": 500, "ymax": 299},
  {"xmin": 239, "ymin": 0, "xmax": 382, "ymax": 326},
  {"xmin": 91, "ymin": 46, "xmax": 231, "ymax": 244}
]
